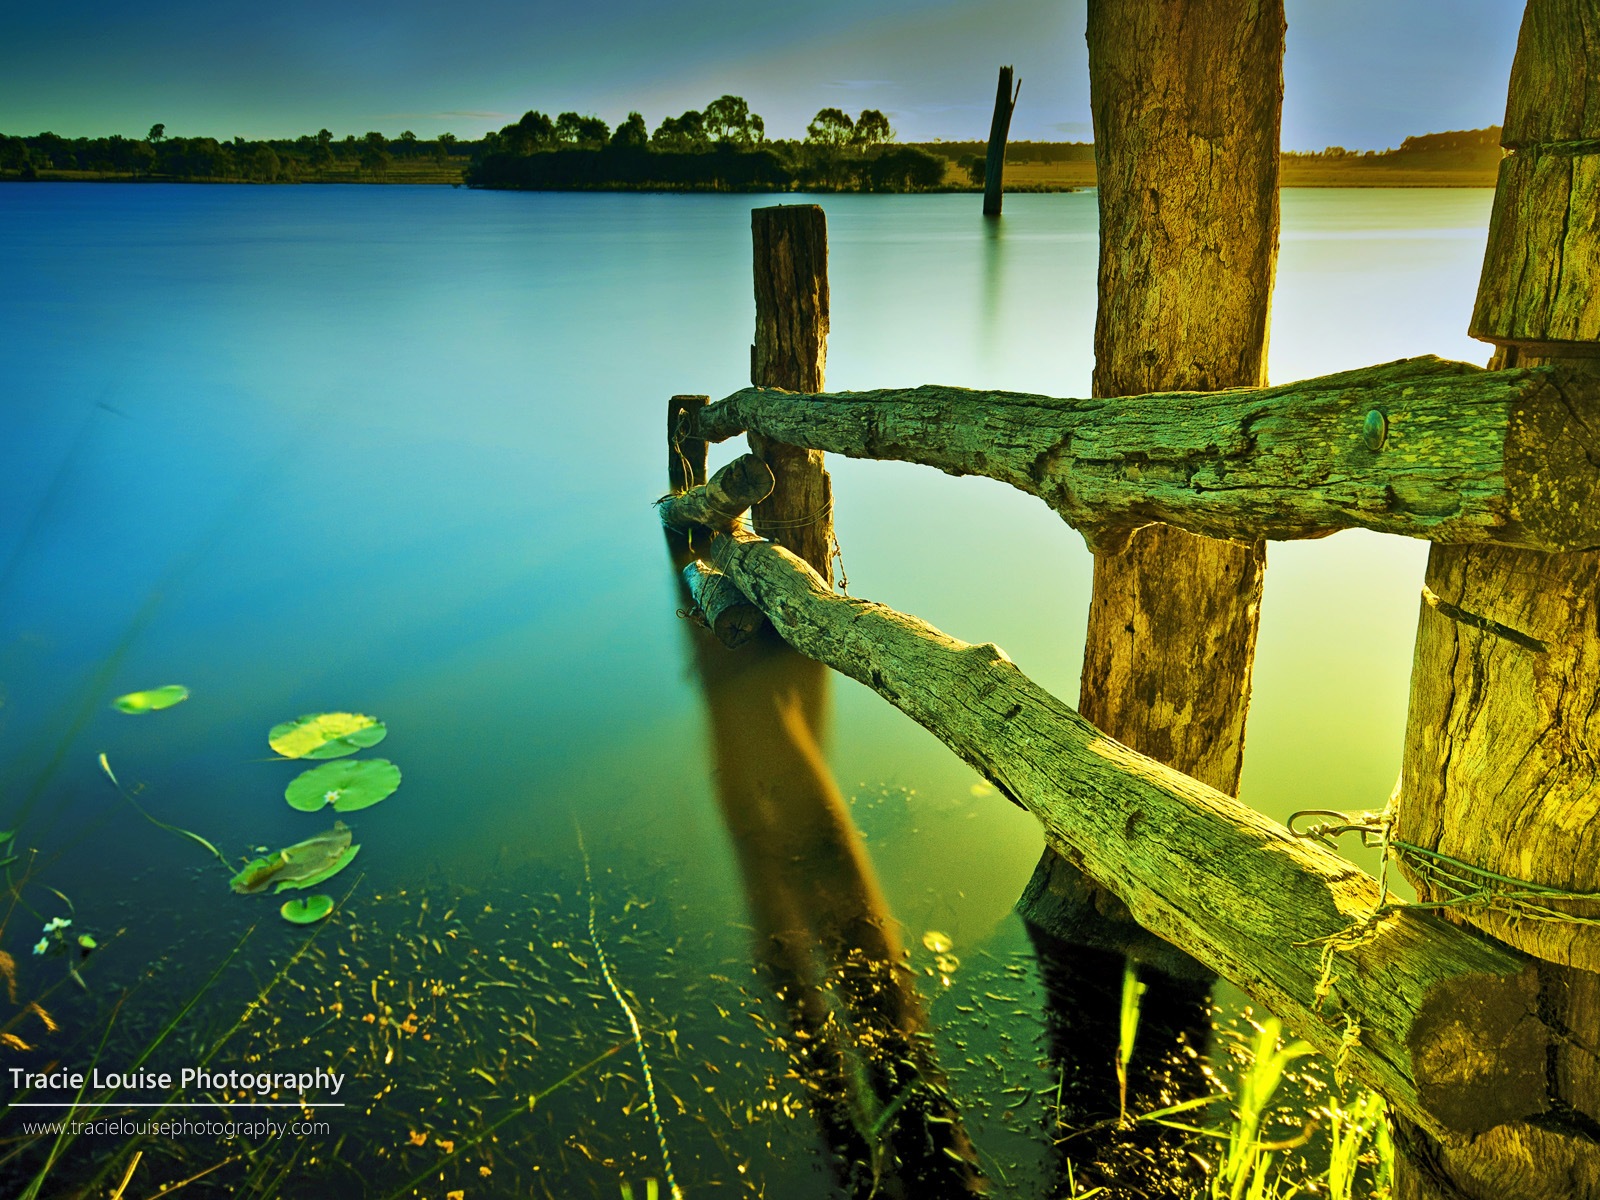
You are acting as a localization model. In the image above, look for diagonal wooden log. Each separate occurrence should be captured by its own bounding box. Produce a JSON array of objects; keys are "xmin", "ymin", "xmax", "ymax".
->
[
  {"xmin": 680, "ymin": 529, "xmax": 1551, "ymax": 1143},
  {"xmin": 690, "ymin": 356, "xmax": 1600, "ymax": 554}
]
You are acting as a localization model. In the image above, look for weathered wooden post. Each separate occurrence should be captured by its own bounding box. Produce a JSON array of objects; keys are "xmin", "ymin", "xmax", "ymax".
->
[
  {"xmin": 1019, "ymin": 0, "xmax": 1283, "ymax": 958},
  {"xmin": 1394, "ymin": 2, "xmax": 1600, "ymax": 1195},
  {"xmin": 749, "ymin": 206, "xmax": 834, "ymax": 582},
  {"xmin": 982, "ymin": 66, "xmax": 1020, "ymax": 217}
]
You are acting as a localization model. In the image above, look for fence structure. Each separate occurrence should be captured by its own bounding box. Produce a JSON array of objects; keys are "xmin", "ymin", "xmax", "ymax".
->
[{"xmin": 658, "ymin": 2, "xmax": 1600, "ymax": 1195}]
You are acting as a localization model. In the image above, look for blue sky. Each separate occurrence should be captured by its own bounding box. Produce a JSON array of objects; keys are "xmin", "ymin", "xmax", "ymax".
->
[{"xmin": 1, "ymin": 0, "xmax": 1522, "ymax": 147}]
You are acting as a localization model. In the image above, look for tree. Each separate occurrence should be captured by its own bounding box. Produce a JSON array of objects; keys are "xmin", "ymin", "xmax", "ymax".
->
[
  {"xmin": 249, "ymin": 144, "xmax": 281, "ymax": 182},
  {"xmin": 652, "ymin": 110, "xmax": 709, "ymax": 152},
  {"xmin": 504, "ymin": 110, "xmax": 555, "ymax": 154},
  {"xmin": 360, "ymin": 131, "xmax": 391, "ymax": 178},
  {"xmin": 852, "ymin": 109, "xmax": 893, "ymax": 147},
  {"xmin": 610, "ymin": 112, "xmax": 648, "ymax": 149},
  {"xmin": 434, "ymin": 132, "xmax": 458, "ymax": 163},
  {"xmin": 805, "ymin": 108, "xmax": 854, "ymax": 147},
  {"xmin": 147, "ymin": 123, "xmax": 165, "ymax": 143},
  {"xmin": 398, "ymin": 130, "xmax": 418, "ymax": 158},
  {"xmin": 555, "ymin": 112, "xmax": 609, "ymax": 148},
  {"xmin": 704, "ymin": 94, "xmax": 765, "ymax": 146}
]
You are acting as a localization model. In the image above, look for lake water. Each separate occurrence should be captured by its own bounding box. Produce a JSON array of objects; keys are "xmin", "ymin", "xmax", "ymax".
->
[{"xmin": 0, "ymin": 184, "xmax": 1493, "ymax": 1196}]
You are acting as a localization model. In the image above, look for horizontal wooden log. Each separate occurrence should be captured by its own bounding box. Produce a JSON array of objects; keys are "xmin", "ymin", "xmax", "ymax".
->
[
  {"xmin": 683, "ymin": 561, "xmax": 765, "ymax": 648},
  {"xmin": 691, "ymin": 356, "xmax": 1600, "ymax": 553},
  {"xmin": 687, "ymin": 530, "xmax": 1551, "ymax": 1140},
  {"xmin": 657, "ymin": 454, "xmax": 774, "ymax": 533}
]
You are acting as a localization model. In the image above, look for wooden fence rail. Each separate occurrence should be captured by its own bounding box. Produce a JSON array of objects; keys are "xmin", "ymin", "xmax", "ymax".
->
[
  {"xmin": 660, "ymin": 460, "xmax": 1551, "ymax": 1143},
  {"xmin": 689, "ymin": 356, "xmax": 1600, "ymax": 554}
]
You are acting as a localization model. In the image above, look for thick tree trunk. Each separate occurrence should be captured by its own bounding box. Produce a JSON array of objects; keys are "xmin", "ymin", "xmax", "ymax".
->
[
  {"xmin": 691, "ymin": 358, "xmax": 1600, "ymax": 553},
  {"xmin": 674, "ymin": 526, "xmax": 1549, "ymax": 1140},
  {"xmin": 749, "ymin": 206, "xmax": 834, "ymax": 581},
  {"xmin": 1395, "ymin": 2, "xmax": 1600, "ymax": 1194},
  {"xmin": 982, "ymin": 66, "xmax": 1019, "ymax": 217},
  {"xmin": 1018, "ymin": 0, "xmax": 1283, "ymax": 952}
]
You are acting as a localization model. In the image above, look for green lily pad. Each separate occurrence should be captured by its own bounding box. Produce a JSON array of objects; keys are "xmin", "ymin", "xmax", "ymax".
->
[
  {"xmin": 113, "ymin": 685, "xmax": 190, "ymax": 714},
  {"xmin": 230, "ymin": 822, "xmax": 361, "ymax": 894},
  {"xmin": 280, "ymin": 895, "xmax": 335, "ymax": 925},
  {"xmin": 285, "ymin": 759, "xmax": 401, "ymax": 813},
  {"xmin": 268, "ymin": 712, "xmax": 386, "ymax": 760}
]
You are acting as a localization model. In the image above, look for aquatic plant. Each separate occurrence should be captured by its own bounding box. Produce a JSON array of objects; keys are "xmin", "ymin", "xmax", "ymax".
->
[
  {"xmin": 1115, "ymin": 960, "xmax": 1147, "ymax": 1124},
  {"xmin": 111, "ymin": 684, "xmax": 189, "ymax": 714},
  {"xmin": 285, "ymin": 758, "xmax": 401, "ymax": 813},
  {"xmin": 268, "ymin": 712, "xmax": 387, "ymax": 760},
  {"xmin": 280, "ymin": 895, "xmax": 335, "ymax": 924},
  {"xmin": 578, "ymin": 824, "xmax": 684, "ymax": 1200},
  {"xmin": 229, "ymin": 822, "xmax": 361, "ymax": 894},
  {"xmin": 98, "ymin": 753, "xmax": 230, "ymax": 871}
]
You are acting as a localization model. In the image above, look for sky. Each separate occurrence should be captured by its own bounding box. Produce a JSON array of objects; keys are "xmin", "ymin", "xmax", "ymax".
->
[{"xmin": 0, "ymin": 0, "xmax": 1523, "ymax": 149}]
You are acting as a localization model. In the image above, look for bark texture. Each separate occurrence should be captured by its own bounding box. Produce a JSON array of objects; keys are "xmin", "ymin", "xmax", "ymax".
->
[
  {"xmin": 982, "ymin": 66, "xmax": 1019, "ymax": 217},
  {"xmin": 1018, "ymin": 0, "xmax": 1281, "ymax": 940},
  {"xmin": 687, "ymin": 531, "xmax": 1549, "ymax": 1140},
  {"xmin": 1470, "ymin": 0, "xmax": 1600, "ymax": 351},
  {"xmin": 692, "ymin": 359, "xmax": 1600, "ymax": 553},
  {"xmin": 1395, "ymin": 3, "xmax": 1600, "ymax": 1193},
  {"xmin": 657, "ymin": 454, "xmax": 773, "ymax": 534},
  {"xmin": 750, "ymin": 205, "xmax": 834, "ymax": 581}
]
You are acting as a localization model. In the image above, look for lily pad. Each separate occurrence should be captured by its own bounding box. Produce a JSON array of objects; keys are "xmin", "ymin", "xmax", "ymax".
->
[
  {"xmin": 230, "ymin": 822, "xmax": 361, "ymax": 894},
  {"xmin": 280, "ymin": 895, "xmax": 335, "ymax": 925},
  {"xmin": 285, "ymin": 759, "xmax": 401, "ymax": 813},
  {"xmin": 113, "ymin": 685, "xmax": 190, "ymax": 714},
  {"xmin": 268, "ymin": 712, "xmax": 386, "ymax": 760}
]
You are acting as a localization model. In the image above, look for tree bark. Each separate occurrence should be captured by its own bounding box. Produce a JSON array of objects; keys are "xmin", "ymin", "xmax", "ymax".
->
[
  {"xmin": 750, "ymin": 206, "xmax": 834, "ymax": 581},
  {"xmin": 691, "ymin": 358, "xmax": 1600, "ymax": 553},
  {"xmin": 681, "ymin": 529, "xmax": 1550, "ymax": 1141},
  {"xmin": 1395, "ymin": 2, "xmax": 1600, "ymax": 1194},
  {"xmin": 982, "ymin": 66, "xmax": 1019, "ymax": 217},
  {"xmin": 1016, "ymin": 0, "xmax": 1282, "ymax": 951}
]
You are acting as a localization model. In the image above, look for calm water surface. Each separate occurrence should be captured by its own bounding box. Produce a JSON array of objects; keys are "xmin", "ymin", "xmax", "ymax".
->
[{"xmin": 0, "ymin": 185, "xmax": 1492, "ymax": 1196}]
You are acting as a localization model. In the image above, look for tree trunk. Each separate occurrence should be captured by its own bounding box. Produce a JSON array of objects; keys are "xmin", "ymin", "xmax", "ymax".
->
[
  {"xmin": 749, "ymin": 205, "xmax": 834, "ymax": 581},
  {"xmin": 1395, "ymin": 2, "xmax": 1600, "ymax": 1194},
  {"xmin": 982, "ymin": 66, "xmax": 1019, "ymax": 217},
  {"xmin": 1020, "ymin": 0, "xmax": 1283, "ymax": 953}
]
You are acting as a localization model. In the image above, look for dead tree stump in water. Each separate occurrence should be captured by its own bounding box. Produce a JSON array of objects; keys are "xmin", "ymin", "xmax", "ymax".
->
[
  {"xmin": 1395, "ymin": 2, "xmax": 1600, "ymax": 1195},
  {"xmin": 982, "ymin": 66, "xmax": 1020, "ymax": 217},
  {"xmin": 749, "ymin": 206, "xmax": 834, "ymax": 582},
  {"xmin": 1019, "ymin": 0, "xmax": 1284, "ymax": 963}
]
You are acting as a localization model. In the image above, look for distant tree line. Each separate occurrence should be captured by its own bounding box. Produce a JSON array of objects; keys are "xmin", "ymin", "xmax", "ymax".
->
[
  {"xmin": 0, "ymin": 124, "xmax": 470, "ymax": 182},
  {"xmin": 1282, "ymin": 126, "xmax": 1503, "ymax": 162},
  {"xmin": 469, "ymin": 97, "xmax": 950, "ymax": 192}
]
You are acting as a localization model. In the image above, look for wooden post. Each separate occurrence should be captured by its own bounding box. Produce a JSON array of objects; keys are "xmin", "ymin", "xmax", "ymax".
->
[
  {"xmin": 749, "ymin": 206, "xmax": 834, "ymax": 582},
  {"xmin": 1019, "ymin": 0, "xmax": 1283, "ymax": 955},
  {"xmin": 1394, "ymin": 2, "xmax": 1600, "ymax": 1195},
  {"xmin": 982, "ymin": 66, "xmax": 1020, "ymax": 217}
]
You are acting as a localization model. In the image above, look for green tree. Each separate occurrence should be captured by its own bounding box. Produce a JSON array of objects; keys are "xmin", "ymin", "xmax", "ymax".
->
[
  {"xmin": 250, "ymin": 143, "xmax": 281, "ymax": 182},
  {"xmin": 610, "ymin": 112, "xmax": 648, "ymax": 149},
  {"xmin": 434, "ymin": 132, "xmax": 458, "ymax": 163},
  {"xmin": 147, "ymin": 123, "xmax": 165, "ymax": 143},
  {"xmin": 361, "ymin": 131, "xmax": 391, "ymax": 177},
  {"xmin": 704, "ymin": 94, "xmax": 764, "ymax": 146},
  {"xmin": 851, "ymin": 109, "xmax": 893, "ymax": 147},
  {"xmin": 398, "ymin": 130, "xmax": 418, "ymax": 158},
  {"xmin": 555, "ymin": 112, "xmax": 609, "ymax": 147},
  {"xmin": 652, "ymin": 110, "xmax": 708, "ymax": 152},
  {"xmin": 805, "ymin": 108, "xmax": 854, "ymax": 147}
]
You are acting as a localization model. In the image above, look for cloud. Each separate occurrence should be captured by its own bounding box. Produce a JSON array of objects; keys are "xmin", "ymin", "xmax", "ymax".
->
[{"xmin": 1049, "ymin": 120, "xmax": 1092, "ymax": 137}]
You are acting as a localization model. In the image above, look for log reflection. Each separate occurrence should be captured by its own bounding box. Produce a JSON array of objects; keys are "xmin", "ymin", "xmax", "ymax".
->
[{"xmin": 675, "ymin": 570, "xmax": 983, "ymax": 1196}]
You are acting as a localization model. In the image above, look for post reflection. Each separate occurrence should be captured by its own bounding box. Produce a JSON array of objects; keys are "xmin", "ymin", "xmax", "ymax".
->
[{"xmin": 673, "ymin": 565, "xmax": 984, "ymax": 1196}]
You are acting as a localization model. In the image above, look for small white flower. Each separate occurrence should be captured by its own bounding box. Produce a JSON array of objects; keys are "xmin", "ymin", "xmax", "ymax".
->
[
  {"xmin": 32, "ymin": 938, "xmax": 49, "ymax": 956},
  {"xmin": 324, "ymin": 790, "xmax": 342, "ymax": 805}
]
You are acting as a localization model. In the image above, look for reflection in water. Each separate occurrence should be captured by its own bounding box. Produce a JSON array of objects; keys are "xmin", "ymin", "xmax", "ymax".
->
[
  {"xmin": 979, "ymin": 217, "xmax": 1006, "ymax": 358},
  {"xmin": 669, "ymin": 530, "xmax": 983, "ymax": 1195},
  {"xmin": 1026, "ymin": 923, "xmax": 1214, "ymax": 1195}
]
